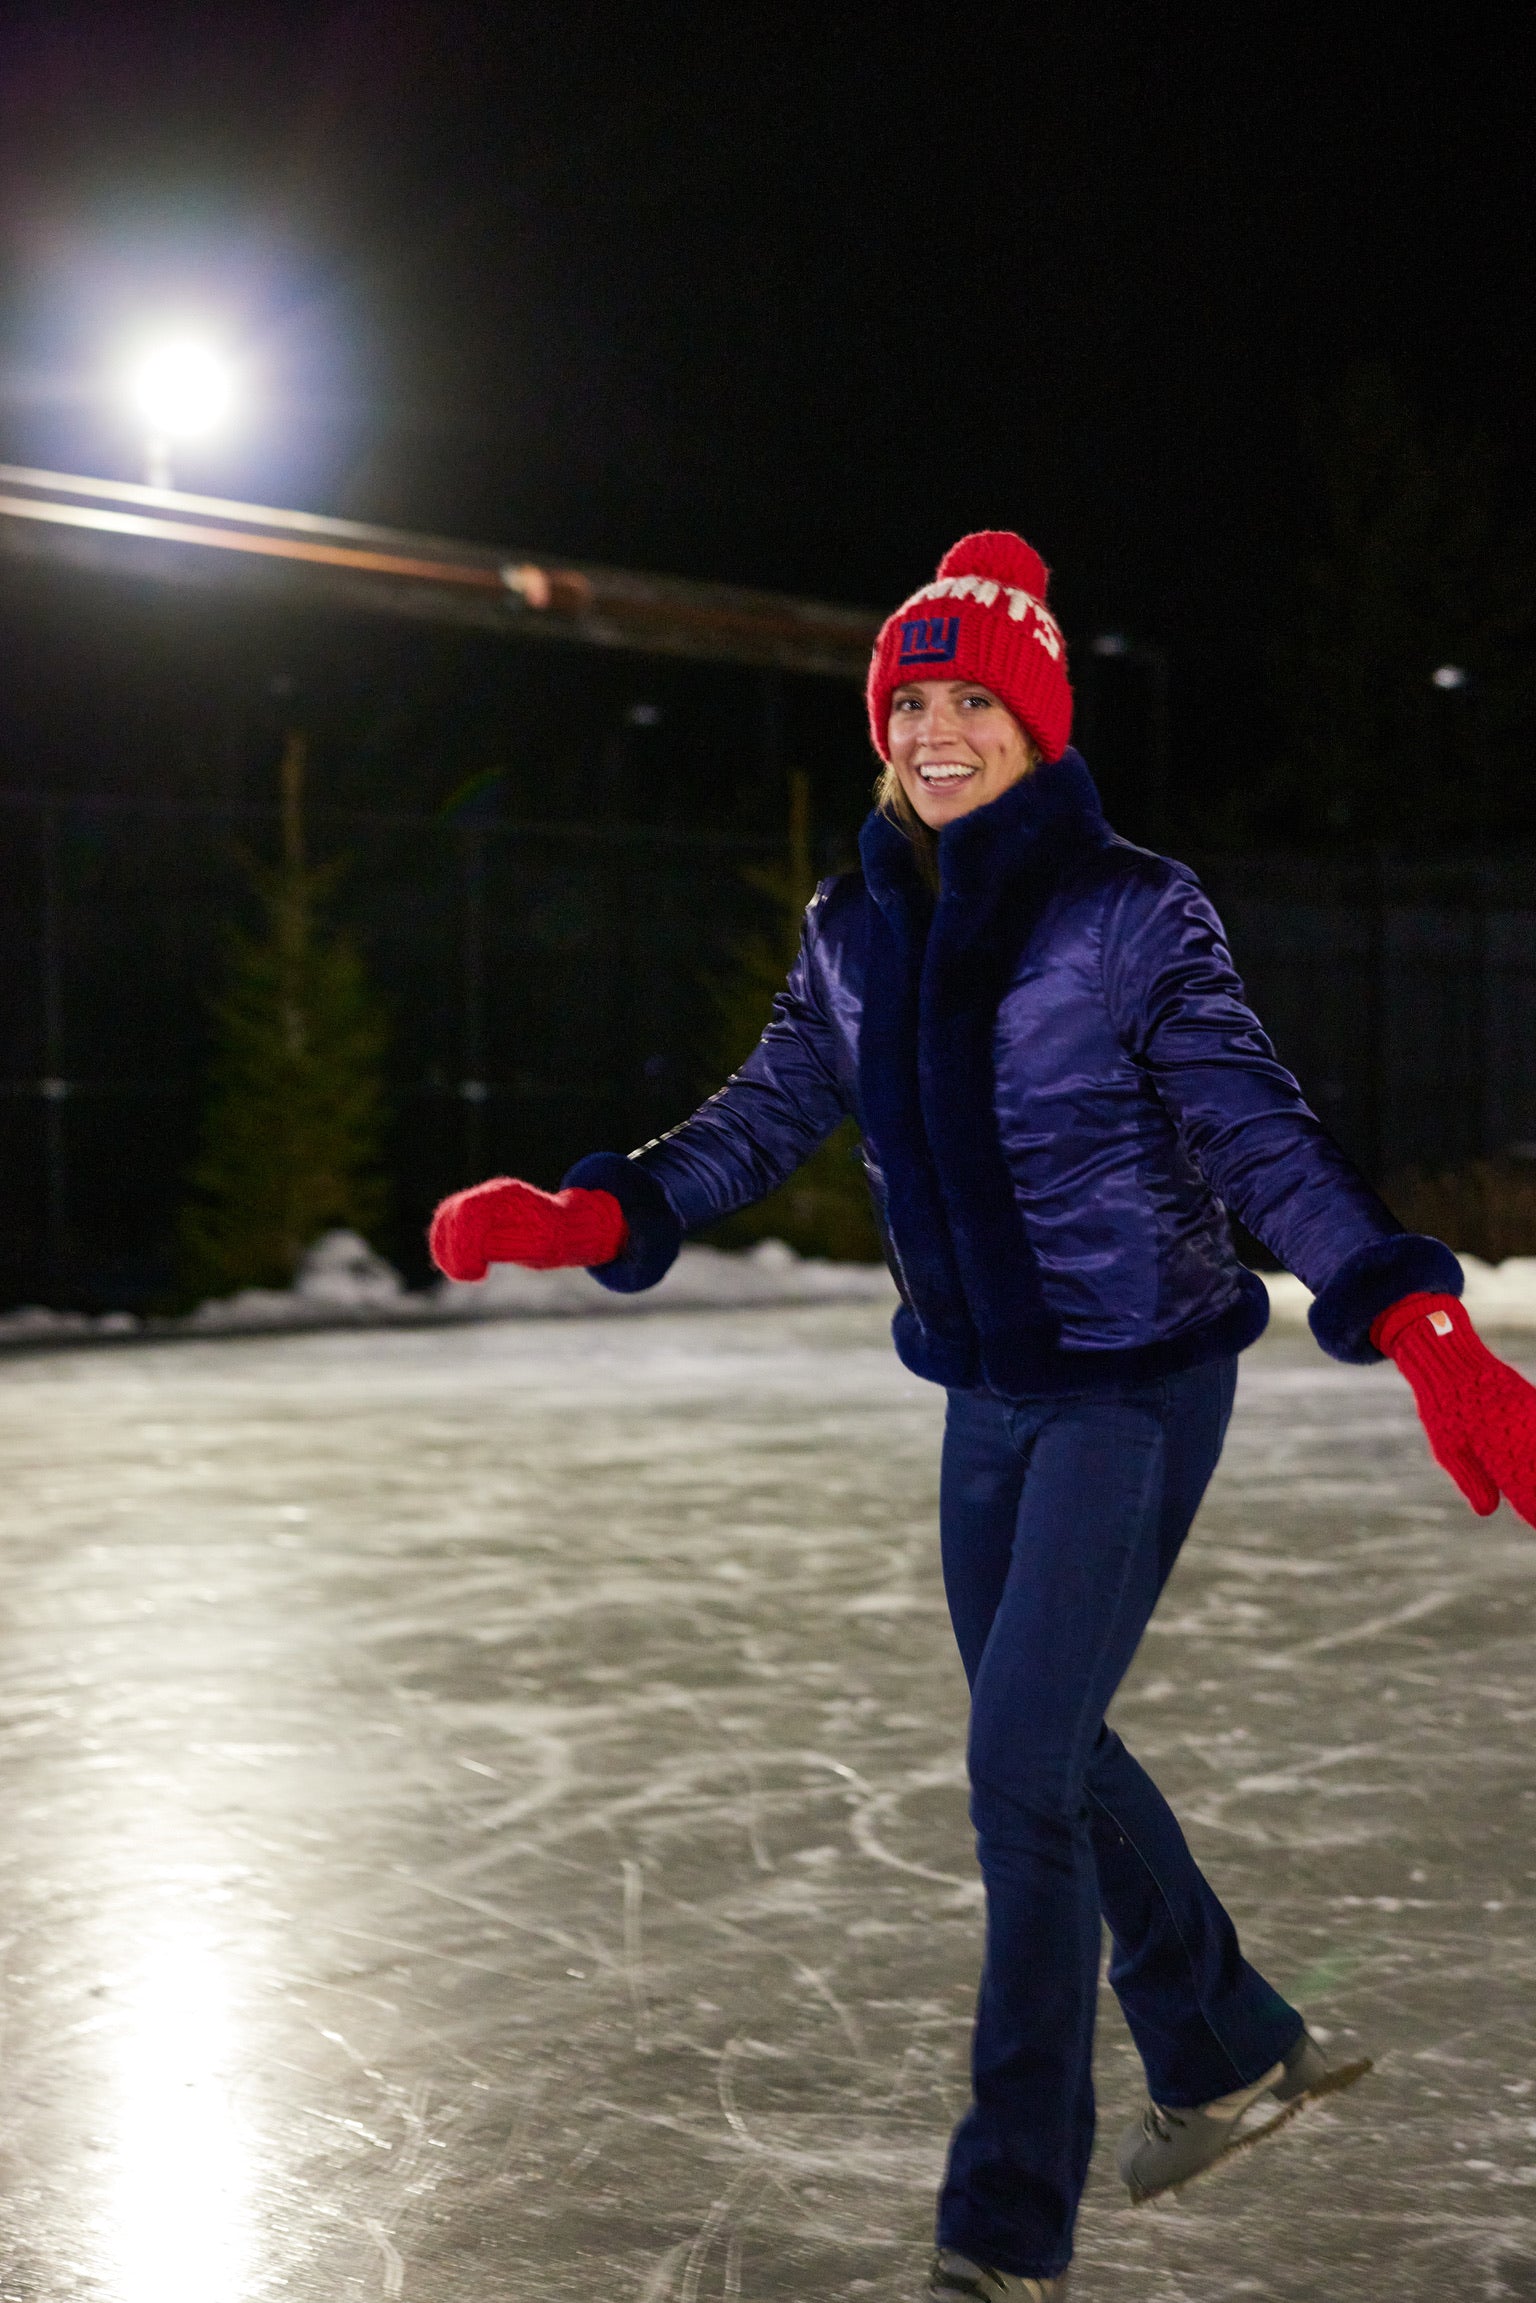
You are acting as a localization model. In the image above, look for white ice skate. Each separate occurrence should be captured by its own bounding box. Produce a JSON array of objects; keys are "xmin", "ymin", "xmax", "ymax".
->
[
  {"xmin": 1116, "ymin": 2028, "xmax": 1373, "ymax": 2205},
  {"xmin": 929, "ymin": 2248, "xmax": 1071, "ymax": 2300}
]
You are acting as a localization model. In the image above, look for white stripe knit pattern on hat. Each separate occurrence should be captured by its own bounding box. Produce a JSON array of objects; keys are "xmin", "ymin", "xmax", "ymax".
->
[{"xmin": 902, "ymin": 574, "xmax": 1065, "ymax": 657}]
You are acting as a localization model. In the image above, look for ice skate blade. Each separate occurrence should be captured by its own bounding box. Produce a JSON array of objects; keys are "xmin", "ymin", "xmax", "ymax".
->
[{"xmin": 1127, "ymin": 2055, "xmax": 1374, "ymax": 2209}]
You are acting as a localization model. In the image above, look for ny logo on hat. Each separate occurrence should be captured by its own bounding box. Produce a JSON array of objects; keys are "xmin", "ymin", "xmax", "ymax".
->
[{"xmin": 898, "ymin": 614, "xmax": 960, "ymax": 666}]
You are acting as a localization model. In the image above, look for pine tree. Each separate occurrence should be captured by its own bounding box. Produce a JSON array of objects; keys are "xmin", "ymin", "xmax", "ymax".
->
[
  {"xmin": 179, "ymin": 734, "xmax": 388, "ymax": 1300},
  {"xmin": 702, "ymin": 771, "xmax": 882, "ymax": 1262}
]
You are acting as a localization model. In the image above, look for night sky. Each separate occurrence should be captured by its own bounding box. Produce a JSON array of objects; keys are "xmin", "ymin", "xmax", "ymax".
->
[{"xmin": 0, "ymin": 2, "xmax": 1532, "ymax": 773}]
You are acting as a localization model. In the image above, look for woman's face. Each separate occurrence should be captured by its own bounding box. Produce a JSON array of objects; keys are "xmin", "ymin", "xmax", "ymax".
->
[{"xmin": 887, "ymin": 679, "xmax": 1037, "ymax": 828}]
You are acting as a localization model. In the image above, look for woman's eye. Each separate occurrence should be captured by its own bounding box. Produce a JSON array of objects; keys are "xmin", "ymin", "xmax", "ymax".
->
[{"xmin": 961, "ymin": 693, "xmax": 992, "ymax": 709}]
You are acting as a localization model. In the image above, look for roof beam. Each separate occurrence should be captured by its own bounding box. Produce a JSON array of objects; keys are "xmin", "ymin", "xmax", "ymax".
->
[{"xmin": 0, "ymin": 464, "xmax": 880, "ymax": 681}]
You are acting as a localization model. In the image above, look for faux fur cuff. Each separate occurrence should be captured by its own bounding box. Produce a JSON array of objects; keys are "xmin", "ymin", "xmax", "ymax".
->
[
  {"xmin": 1307, "ymin": 1233, "xmax": 1464, "ymax": 1364},
  {"xmin": 560, "ymin": 1152, "xmax": 683, "ymax": 1295}
]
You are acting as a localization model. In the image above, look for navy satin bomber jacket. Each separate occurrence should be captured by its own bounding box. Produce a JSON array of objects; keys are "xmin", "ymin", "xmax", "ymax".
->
[{"xmin": 566, "ymin": 751, "xmax": 1461, "ymax": 1396}]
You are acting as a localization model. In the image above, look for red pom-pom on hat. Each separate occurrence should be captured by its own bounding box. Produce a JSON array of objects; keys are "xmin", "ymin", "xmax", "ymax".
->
[{"xmin": 936, "ymin": 530, "xmax": 1050, "ymax": 601}]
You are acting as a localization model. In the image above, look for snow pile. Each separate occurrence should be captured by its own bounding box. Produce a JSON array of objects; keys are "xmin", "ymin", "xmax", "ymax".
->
[
  {"xmin": 182, "ymin": 1230, "xmax": 896, "ymax": 1337},
  {"xmin": 1264, "ymin": 1254, "xmax": 1536, "ymax": 1332},
  {"xmin": 0, "ymin": 1304, "xmax": 140, "ymax": 1345},
  {"xmin": 10, "ymin": 1230, "xmax": 1536, "ymax": 1354},
  {"xmin": 186, "ymin": 1229, "xmax": 409, "ymax": 1331},
  {"xmin": 435, "ymin": 1234, "xmax": 897, "ymax": 1320},
  {"xmin": 0, "ymin": 1231, "xmax": 895, "ymax": 1352}
]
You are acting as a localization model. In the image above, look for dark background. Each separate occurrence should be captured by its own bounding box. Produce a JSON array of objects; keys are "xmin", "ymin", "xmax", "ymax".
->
[
  {"xmin": 0, "ymin": 3, "xmax": 1533, "ymax": 1304},
  {"xmin": 4, "ymin": 4, "xmax": 1532, "ymax": 768}
]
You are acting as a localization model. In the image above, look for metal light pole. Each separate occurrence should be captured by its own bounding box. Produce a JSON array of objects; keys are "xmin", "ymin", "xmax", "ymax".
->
[
  {"xmin": 460, "ymin": 827, "xmax": 488, "ymax": 1175},
  {"xmin": 38, "ymin": 806, "xmax": 69, "ymax": 1285}
]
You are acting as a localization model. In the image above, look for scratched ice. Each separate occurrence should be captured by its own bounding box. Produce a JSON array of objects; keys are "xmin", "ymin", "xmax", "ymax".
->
[{"xmin": 0, "ymin": 1306, "xmax": 1533, "ymax": 2303}]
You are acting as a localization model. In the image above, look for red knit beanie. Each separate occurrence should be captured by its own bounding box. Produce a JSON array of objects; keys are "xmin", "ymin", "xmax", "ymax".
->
[{"xmin": 866, "ymin": 530, "xmax": 1073, "ymax": 763}]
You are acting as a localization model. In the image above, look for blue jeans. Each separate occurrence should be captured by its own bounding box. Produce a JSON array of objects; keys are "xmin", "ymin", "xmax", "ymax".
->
[{"xmin": 936, "ymin": 1358, "xmax": 1303, "ymax": 2279}]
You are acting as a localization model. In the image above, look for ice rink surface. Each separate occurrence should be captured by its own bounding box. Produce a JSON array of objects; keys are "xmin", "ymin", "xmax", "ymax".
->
[{"xmin": 0, "ymin": 1302, "xmax": 1533, "ymax": 2303}]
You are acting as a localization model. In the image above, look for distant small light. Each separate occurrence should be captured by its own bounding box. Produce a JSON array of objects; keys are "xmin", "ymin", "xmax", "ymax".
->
[
  {"xmin": 1092, "ymin": 633, "xmax": 1129, "ymax": 659},
  {"xmin": 627, "ymin": 702, "xmax": 662, "ymax": 727},
  {"xmin": 1431, "ymin": 664, "xmax": 1468, "ymax": 691}
]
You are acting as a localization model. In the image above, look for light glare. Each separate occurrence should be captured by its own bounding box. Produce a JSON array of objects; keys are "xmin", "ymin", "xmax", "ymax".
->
[
  {"xmin": 105, "ymin": 1925, "xmax": 255, "ymax": 2303},
  {"xmin": 127, "ymin": 337, "xmax": 235, "ymax": 439}
]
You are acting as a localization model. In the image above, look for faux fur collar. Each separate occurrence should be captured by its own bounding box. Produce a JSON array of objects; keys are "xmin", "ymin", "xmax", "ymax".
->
[
  {"xmin": 859, "ymin": 747, "xmax": 1108, "ymax": 938},
  {"xmin": 855, "ymin": 750, "xmax": 1115, "ymax": 1394}
]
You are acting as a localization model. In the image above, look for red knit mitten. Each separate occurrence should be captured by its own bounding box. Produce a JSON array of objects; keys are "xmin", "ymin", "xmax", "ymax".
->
[
  {"xmin": 1371, "ymin": 1292, "xmax": 1536, "ymax": 1528},
  {"xmin": 429, "ymin": 1177, "xmax": 628, "ymax": 1281}
]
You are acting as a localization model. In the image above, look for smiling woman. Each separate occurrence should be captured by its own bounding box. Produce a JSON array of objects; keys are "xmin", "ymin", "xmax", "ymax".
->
[
  {"xmin": 887, "ymin": 681, "xmax": 1036, "ymax": 812},
  {"xmin": 879, "ymin": 680, "xmax": 1038, "ymax": 882},
  {"xmin": 423, "ymin": 525, "xmax": 1536, "ymax": 2299}
]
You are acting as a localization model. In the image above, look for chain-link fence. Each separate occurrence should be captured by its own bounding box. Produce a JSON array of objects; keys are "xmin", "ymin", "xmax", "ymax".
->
[
  {"xmin": 0, "ymin": 787, "xmax": 780, "ymax": 1308},
  {"xmin": 1198, "ymin": 853, "xmax": 1536, "ymax": 1186},
  {"xmin": 2, "ymin": 790, "xmax": 1534, "ymax": 1311}
]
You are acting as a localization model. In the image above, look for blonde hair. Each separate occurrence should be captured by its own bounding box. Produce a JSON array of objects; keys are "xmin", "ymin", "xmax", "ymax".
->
[{"xmin": 875, "ymin": 763, "xmax": 941, "ymax": 890}]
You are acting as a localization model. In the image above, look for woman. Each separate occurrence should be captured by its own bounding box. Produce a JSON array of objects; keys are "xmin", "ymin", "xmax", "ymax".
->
[{"xmin": 430, "ymin": 530, "xmax": 1536, "ymax": 2300}]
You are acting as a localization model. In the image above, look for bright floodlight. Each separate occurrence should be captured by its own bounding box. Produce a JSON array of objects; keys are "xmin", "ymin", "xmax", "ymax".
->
[{"xmin": 128, "ymin": 338, "xmax": 234, "ymax": 440}]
